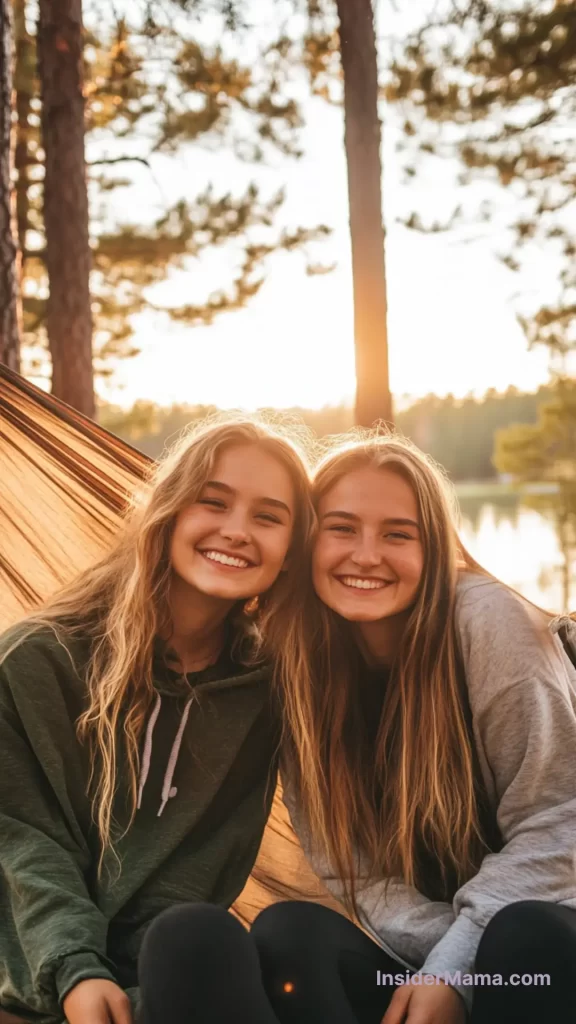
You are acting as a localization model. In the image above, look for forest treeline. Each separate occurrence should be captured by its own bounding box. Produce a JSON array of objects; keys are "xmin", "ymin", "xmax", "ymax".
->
[{"xmin": 100, "ymin": 384, "xmax": 552, "ymax": 481}]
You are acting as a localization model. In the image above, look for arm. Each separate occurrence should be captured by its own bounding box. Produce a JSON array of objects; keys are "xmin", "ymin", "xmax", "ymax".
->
[
  {"xmin": 0, "ymin": 639, "xmax": 117, "ymax": 1018},
  {"xmin": 421, "ymin": 582, "xmax": 576, "ymax": 992},
  {"xmin": 422, "ymin": 677, "xmax": 576, "ymax": 978}
]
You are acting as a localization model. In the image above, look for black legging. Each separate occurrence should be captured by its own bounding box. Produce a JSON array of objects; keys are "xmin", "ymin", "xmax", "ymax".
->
[{"xmin": 138, "ymin": 898, "xmax": 576, "ymax": 1023}]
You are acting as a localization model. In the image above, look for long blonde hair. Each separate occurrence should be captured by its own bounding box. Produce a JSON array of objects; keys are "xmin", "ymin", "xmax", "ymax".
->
[
  {"xmin": 274, "ymin": 431, "xmax": 497, "ymax": 913},
  {"xmin": 4, "ymin": 414, "xmax": 314, "ymax": 858}
]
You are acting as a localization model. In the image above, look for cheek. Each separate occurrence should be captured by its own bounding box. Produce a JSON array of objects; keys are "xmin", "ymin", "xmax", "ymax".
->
[
  {"xmin": 175, "ymin": 510, "xmax": 208, "ymax": 542},
  {"xmin": 169, "ymin": 511, "xmax": 204, "ymax": 561},
  {"xmin": 400, "ymin": 549, "xmax": 424, "ymax": 587}
]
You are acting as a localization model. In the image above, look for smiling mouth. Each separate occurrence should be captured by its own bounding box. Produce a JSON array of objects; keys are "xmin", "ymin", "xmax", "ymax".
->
[
  {"xmin": 198, "ymin": 549, "xmax": 256, "ymax": 570},
  {"xmin": 335, "ymin": 575, "xmax": 394, "ymax": 592}
]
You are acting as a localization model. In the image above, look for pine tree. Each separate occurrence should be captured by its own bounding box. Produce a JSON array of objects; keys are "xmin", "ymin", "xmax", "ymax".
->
[
  {"xmin": 0, "ymin": 0, "xmax": 20, "ymax": 370},
  {"xmin": 388, "ymin": 1, "xmax": 576, "ymax": 592},
  {"xmin": 284, "ymin": 0, "xmax": 392, "ymax": 425},
  {"xmin": 38, "ymin": 0, "xmax": 94, "ymax": 414},
  {"xmin": 335, "ymin": 0, "xmax": 392, "ymax": 427},
  {"xmin": 18, "ymin": 2, "xmax": 329, "ymax": 392},
  {"xmin": 386, "ymin": 0, "xmax": 576, "ymax": 362}
]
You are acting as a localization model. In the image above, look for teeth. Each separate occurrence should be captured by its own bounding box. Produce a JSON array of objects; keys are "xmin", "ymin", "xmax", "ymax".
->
[
  {"xmin": 202, "ymin": 550, "xmax": 251, "ymax": 569},
  {"xmin": 340, "ymin": 576, "xmax": 388, "ymax": 590}
]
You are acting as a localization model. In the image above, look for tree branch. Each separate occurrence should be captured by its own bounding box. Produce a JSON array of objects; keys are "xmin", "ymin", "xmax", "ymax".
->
[{"xmin": 89, "ymin": 155, "xmax": 151, "ymax": 168}]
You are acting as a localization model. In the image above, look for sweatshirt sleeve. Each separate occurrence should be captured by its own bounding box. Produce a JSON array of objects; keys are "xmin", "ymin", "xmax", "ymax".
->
[
  {"xmin": 0, "ymin": 639, "xmax": 117, "ymax": 1017},
  {"xmin": 421, "ymin": 582, "xmax": 576, "ymax": 993}
]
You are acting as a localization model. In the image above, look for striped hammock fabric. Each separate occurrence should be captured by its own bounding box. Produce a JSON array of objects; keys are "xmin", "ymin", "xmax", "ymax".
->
[{"xmin": 0, "ymin": 364, "xmax": 341, "ymax": 929}]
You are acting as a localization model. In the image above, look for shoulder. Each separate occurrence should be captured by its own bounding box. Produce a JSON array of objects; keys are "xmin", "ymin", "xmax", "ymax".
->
[
  {"xmin": 0, "ymin": 620, "xmax": 89, "ymax": 699},
  {"xmin": 455, "ymin": 571, "xmax": 550, "ymax": 639},
  {"xmin": 455, "ymin": 572, "xmax": 544, "ymax": 631},
  {"xmin": 454, "ymin": 572, "xmax": 572, "ymax": 707}
]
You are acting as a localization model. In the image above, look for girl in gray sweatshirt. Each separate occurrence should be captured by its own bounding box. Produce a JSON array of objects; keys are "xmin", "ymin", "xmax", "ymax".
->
[{"xmin": 263, "ymin": 434, "xmax": 576, "ymax": 1024}]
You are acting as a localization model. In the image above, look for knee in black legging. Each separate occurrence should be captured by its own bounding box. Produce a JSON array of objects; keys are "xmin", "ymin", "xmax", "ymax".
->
[
  {"xmin": 138, "ymin": 903, "xmax": 282, "ymax": 1024},
  {"xmin": 251, "ymin": 899, "xmax": 341, "ymax": 951},
  {"xmin": 250, "ymin": 902, "xmax": 344, "ymax": 992},
  {"xmin": 251, "ymin": 901, "xmax": 398, "ymax": 1024},
  {"xmin": 476, "ymin": 899, "xmax": 575, "ymax": 972},
  {"xmin": 140, "ymin": 902, "xmax": 246, "ymax": 976}
]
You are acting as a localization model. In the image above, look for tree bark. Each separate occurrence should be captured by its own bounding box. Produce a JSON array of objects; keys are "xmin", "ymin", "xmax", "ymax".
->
[
  {"xmin": 37, "ymin": 0, "xmax": 94, "ymax": 416},
  {"xmin": 336, "ymin": 0, "xmax": 392, "ymax": 427},
  {"xmin": 14, "ymin": 0, "xmax": 34, "ymax": 271},
  {"xmin": 0, "ymin": 0, "xmax": 21, "ymax": 371}
]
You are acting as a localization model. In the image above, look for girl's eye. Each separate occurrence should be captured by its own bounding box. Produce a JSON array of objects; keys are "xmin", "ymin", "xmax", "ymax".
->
[
  {"xmin": 199, "ymin": 500, "xmax": 280, "ymax": 524},
  {"xmin": 328, "ymin": 524, "xmax": 354, "ymax": 534},
  {"xmin": 386, "ymin": 532, "xmax": 411, "ymax": 541},
  {"xmin": 199, "ymin": 498, "xmax": 226, "ymax": 509}
]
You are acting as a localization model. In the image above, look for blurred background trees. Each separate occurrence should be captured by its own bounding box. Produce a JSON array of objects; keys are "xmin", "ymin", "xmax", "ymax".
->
[
  {"xmin": 386, "ymin": 0, "xmax": 576, "ymax": 591},
  {"xmin": 11, "ymin": 0, "xmax": 332, "ymax": 409},
  {"xmin": 0, "ymin": 0, "xmax": 20, "ymax": 369},
  {"xmin": 2, "ymin": 0, "xmax": 576, "ymax": 597},
  {"xmin": 3, "ymin": 0, "xmax": 393, "ymax": 426}
]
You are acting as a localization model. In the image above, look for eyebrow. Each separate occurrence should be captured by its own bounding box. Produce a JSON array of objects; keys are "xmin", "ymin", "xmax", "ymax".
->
[
  {"xmin": 203, "ymin": 480, "xmax": 292, "ymax": 516},
  {"xmin": 321, "ymin": 510, "xmax": 419, "ymax": 529}
]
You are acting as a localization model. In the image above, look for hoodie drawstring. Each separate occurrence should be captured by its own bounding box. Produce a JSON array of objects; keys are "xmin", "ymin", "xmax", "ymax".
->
[
  {"xmin": 137, "ymin": 693, "xmax": 162, "ymax": 809},
  {"xmin": 157, "ymin": 696, "xmax": 195, "ymax": 817},
  {"xmin": 136, "ymin": 693, "xmax": 196, "ymax": 817}
]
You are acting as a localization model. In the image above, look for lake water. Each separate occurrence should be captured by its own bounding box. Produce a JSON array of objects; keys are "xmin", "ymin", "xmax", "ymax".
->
[{"xmin": 458, "ymin": 493, "xmax": 574, "ymax": 612}]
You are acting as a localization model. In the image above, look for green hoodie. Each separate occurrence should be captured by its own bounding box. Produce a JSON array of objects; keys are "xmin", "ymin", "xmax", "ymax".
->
[{"xmin": 0, "ymin": 624, "xmax": 279, "ymax": 1023}]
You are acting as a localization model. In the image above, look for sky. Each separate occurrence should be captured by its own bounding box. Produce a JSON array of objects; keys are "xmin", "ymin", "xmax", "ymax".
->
[{"xmin": 91, "ymin": 0, "xmax": 553, "ymax": 412}]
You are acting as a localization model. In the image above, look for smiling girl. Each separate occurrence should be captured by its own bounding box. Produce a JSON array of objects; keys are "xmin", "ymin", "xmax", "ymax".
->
[
  {"xmin": 0, "ymin": 417, "xmax": 313, "ymax": 1024},
  {"xmin": 255, "ymin": 433, "xmax": 576, "ymax": 1024}
]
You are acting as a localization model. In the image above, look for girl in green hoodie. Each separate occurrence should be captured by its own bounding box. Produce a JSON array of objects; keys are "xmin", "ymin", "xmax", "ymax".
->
[{"xmin": 0, "ymin": 416, "xmax": 314, "ymax": 1024}]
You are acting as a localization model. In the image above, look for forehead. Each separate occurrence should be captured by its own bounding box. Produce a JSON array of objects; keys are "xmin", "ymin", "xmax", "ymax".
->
[
  {"xmin": 209, "ymin": 443, "xmax": 295, "ymax": 501},
  {"xmin": 319, "ymin": 465, "xmax": 418, "ymax": 520}
]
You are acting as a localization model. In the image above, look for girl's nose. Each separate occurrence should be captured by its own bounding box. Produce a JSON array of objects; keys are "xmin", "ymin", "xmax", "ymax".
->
[
  {"xmin": 220, "ymin": 516, "xmax": 252, "ymax": 545},
  {"xmin": 351, "ymin": 540, "xmax": 381, "ymax": 569}
]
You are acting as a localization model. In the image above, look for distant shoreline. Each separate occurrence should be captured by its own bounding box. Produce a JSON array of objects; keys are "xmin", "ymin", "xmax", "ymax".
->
[{"xmin": 455, "ymin": 481, "xmax": 559, "ymax": 499}]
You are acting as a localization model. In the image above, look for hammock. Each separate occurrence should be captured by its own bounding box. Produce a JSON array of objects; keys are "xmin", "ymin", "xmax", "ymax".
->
[{"xmin": 0, "ymin": 364, "xmax": 341, "ymax": 928}]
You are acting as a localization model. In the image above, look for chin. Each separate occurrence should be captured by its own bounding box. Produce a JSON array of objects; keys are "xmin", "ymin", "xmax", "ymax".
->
[
  {"xmin": 327, "ymin": 592, "xmax": 400, "ymax": 623},
  {"xmin": 202, "ymin": 583, "xmax": 250, "ymax": 600},
  {"xmin": 182, "ymin": 574, "xmax": 245, "ymax": 600},
  {"xmin": 338, "ymin": 607, "xmax": 387, "ymax": 623}
]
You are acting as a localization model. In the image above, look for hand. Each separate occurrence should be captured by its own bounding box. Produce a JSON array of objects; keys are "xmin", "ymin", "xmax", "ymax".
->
[
  {"xmin": 63, "ymin": 978, "xmax": 133, "ymax": 1024},
  {"xmin": 381, "ymin": 979, "xmax": 466, "ymax": 1024}
]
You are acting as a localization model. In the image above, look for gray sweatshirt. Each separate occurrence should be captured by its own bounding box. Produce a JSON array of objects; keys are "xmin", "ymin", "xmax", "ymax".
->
[{"xmin": 282, "ymin": 573, "xmax": 576, "ymax": 1011}]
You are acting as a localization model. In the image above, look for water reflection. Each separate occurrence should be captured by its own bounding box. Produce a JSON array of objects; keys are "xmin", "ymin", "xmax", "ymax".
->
[{"xmin": 458, "ymin": 495, "xmax": 576, "ymax": 612}]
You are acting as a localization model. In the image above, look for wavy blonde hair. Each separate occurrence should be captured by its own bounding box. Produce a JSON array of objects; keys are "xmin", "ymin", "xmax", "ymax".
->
[
  {"xmin": 4, "ymin": 414, "xmax": 315, "ymax": 861},
  {"xmin": 273, "ymin": 430, "xmax": 499, "ymax": 913}
]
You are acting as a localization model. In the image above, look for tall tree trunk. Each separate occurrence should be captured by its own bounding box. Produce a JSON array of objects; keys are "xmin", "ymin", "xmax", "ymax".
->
[
  {"xmin": 336, "ymin": 0, "xmax": 392, "ymax": 427},
  {"xmin": 14, "ymin": 0, "xmax": 34, "ymax": 274},
  {"xmin": 0, "ymin": 0, "xmax": 21, "ymax": 370},
  {"xmin": 37, "ymin": 0, "xmax": 94, "ymax": 416}
]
